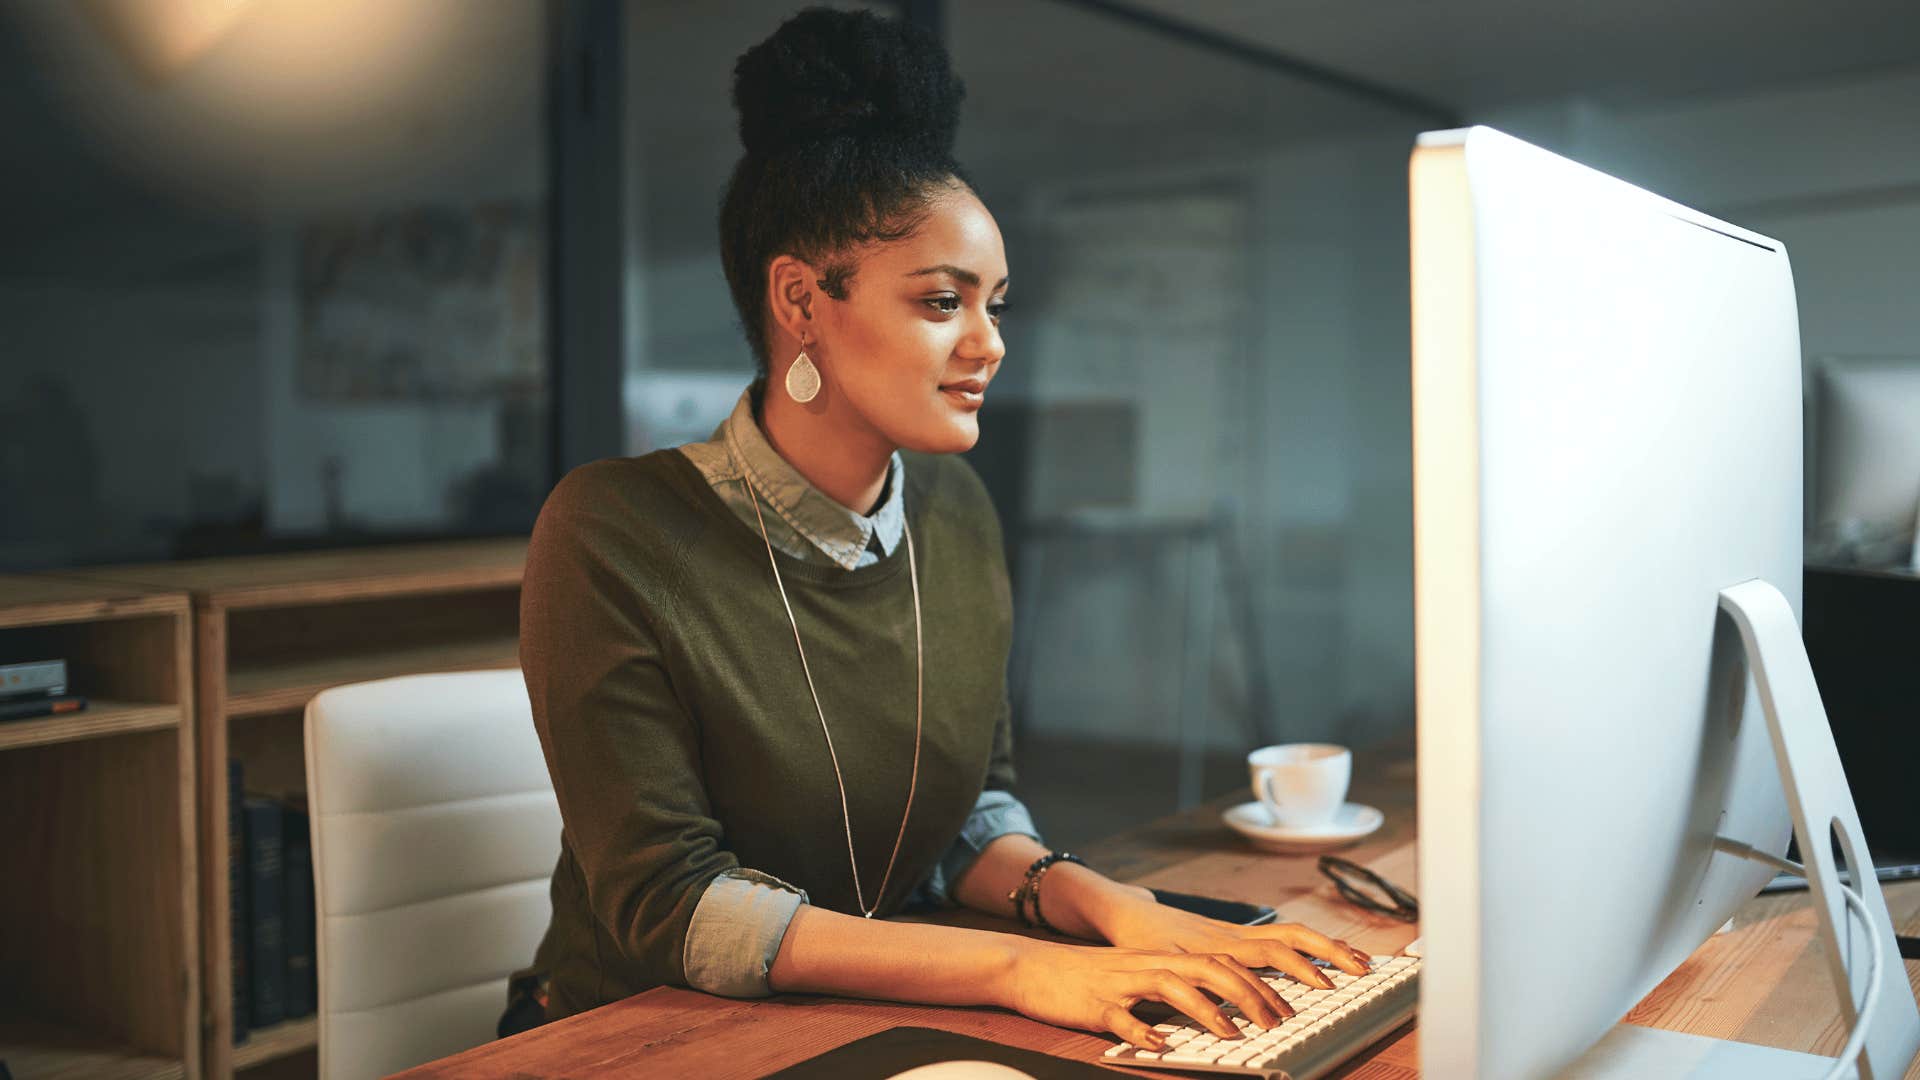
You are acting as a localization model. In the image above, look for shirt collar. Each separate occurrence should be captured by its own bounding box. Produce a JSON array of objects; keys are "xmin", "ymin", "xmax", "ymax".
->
[{"xmin": 720, "ymin": 388, "xmax": 905, "ymax": 572}]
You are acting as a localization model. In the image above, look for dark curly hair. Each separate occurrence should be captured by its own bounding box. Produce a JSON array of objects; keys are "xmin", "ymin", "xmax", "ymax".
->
[{"xmin": 719, "ymin": 7, "xmax": 973, "ymax": 375}]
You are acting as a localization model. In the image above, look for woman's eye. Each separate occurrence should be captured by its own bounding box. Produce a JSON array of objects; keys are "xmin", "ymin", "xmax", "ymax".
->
[{"xmin": 923, "ymin": 295, "xmax": 1009, "ymax": 321}]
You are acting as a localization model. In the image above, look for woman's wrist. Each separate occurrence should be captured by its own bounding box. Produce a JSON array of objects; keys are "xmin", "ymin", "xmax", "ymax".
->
[
  {"xmin": 990, "ymin": 934, "xmax": 1068, "ymax": 1011},
  {"xmin": 1036, "ymin": 863, "xmax": 1158, "ymax": 942}
]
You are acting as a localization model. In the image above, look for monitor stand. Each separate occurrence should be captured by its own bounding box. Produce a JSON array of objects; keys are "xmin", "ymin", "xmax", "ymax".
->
[{"xmin": 1563, "ymin": 579, "xmax": 1920, "ymax": 1079}]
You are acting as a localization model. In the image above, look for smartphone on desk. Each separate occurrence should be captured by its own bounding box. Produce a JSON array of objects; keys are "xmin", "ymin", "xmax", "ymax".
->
[{"xmin": 1150, "ymin": 888, "xmax": 1277, "ymax": 925}]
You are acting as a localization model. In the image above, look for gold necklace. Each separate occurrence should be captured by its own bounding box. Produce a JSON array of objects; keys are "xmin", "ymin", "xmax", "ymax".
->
[{"xmin": 748, "ymin": 487, "xmax": 923, "ymax": 919}]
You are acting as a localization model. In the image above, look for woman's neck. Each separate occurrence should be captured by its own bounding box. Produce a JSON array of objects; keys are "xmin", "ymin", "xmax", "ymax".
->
[{"xmin": 758, "ymin": 383, "xmax": 895, "ymax": 516}]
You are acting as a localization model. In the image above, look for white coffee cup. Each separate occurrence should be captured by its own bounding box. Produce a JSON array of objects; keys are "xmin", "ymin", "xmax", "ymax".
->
[{"xmin": 1248, "ymin": 743, "xmax": 1351, "ymax": 829}]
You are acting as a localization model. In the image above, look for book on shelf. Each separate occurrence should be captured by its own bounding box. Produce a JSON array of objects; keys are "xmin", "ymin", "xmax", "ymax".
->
[
  {"xmin": 284, "ymin": 804, "xmax": 316, "ymax": 1018},
  {"xmin": 0, "ymin": 693, "xmax": 86, "ymax": 722},
  {"xmin": 229, "ymin": 760, "xmax": 249, "ymax": 1043},
  {"xmin": 243, "ymin": 795, "xmax": 287, "ymax": 1029},
  {"xmin": 0, "ymin": 658, "xmax": 67, "ymax": 701}
]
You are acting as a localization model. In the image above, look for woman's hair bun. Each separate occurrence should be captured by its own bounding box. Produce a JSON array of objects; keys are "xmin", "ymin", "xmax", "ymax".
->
[{"xmin": 732, "ymin": 7, "xmax": 965, "ymax": 160}]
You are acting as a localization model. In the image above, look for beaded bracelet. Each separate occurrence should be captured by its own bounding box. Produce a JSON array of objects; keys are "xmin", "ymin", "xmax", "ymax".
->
[
  {"xmin": 1008, "ymin": 851, "xmax": 1086, "ymax": 929},
  {"xmin": 1008, "ymin": 855, "xmax": 1045, "ymax": 925}
]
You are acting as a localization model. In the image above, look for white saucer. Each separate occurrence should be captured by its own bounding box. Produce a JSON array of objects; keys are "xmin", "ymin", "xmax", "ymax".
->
[{"xmin": 1222, "ymin": 801, "xmax": 1385, "ymax": 853}]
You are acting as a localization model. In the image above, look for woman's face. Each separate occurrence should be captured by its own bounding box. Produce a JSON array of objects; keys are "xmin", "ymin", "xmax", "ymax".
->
[{"xmin": 809, "ymin": 186, "xmax": 1008, "ymax": 454}]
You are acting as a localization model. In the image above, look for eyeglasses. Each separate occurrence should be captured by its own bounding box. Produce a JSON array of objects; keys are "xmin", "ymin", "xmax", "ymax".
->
[{"xmin": 1318, "ymin": 855, "xmax": 1419, "ymax": 923}]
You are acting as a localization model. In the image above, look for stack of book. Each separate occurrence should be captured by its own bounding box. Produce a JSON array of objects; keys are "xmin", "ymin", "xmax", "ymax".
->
[
  {"xmin": 0, "ymin": 658, "xmax": 87, "ymax": 722},
  {"xmin": 229, "ymin": 759, "xmax": 317, "ymax": 1041}
]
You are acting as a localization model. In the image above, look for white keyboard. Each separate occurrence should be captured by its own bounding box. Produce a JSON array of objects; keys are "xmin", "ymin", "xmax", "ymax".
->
[{"xmin": 1101, "ymin": 955, "xmax": 1421, "ymax": 1079}]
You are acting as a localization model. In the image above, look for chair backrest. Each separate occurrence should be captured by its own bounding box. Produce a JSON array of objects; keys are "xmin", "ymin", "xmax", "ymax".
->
[{"xmin": 304, "ymin": 669, "xmax": 560, "ymax": 1080}]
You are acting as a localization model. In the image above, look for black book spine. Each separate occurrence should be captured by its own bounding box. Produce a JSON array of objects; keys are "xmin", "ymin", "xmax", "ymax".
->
[
  {"xmin": 0, "ymin": 694, "xmax": 87, "ymax": 722},
  {"xmin": 283, "ymin": 807, "xmax": 315, "ymax": 1018},
  {"xmin": 243, "ymin": 797, "xmax": 286, "ymax": 1028},
  {"xmin": 228, "ymin": 761, "xmax": 249, "ymax": 1043}
]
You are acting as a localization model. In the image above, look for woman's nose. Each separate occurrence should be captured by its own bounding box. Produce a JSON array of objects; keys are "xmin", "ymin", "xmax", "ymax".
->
[{"xmin": 962, "ymin": 310, "xmax": 1006, "ymax": 365}]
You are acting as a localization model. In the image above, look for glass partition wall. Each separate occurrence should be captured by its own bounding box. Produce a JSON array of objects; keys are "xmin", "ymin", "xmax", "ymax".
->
[
  {"xmin": 622, "ymin": 1, "xmax": 1439, "ymax": 843},
  {"xmin": 0, "ymin": 1, "xmax": 551, "ymax": 569}
]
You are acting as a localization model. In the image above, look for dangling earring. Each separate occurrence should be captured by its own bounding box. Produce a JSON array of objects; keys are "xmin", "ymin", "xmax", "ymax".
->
[{"xmin": 786, "ymin": 342, "xmax": 821, "ymax": 403}]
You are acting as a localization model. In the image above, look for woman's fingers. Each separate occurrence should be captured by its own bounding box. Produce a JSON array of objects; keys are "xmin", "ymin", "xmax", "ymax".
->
[
  {"xmin": 1102, "ymin": 1003, "xmax": 1165, "ymax": 1051},
  {"xmin": 1276, "ymin": 924, "xmax": 1371, "ymax": 975},
  {"xmin": 1168, "ymin": 956, "xmax": 1280, "ymax": 1030},
  {"xmin": 1252, "ymin": 937, "xmax": 1336, "ymax": 989},
  {"xmin": 1201, "ymin": 953, "xmax": 1291, "ymax": 1020},
  {"xmin": 1142, "ymin": 969, "xmax": 1239, "ymax": 1039}
]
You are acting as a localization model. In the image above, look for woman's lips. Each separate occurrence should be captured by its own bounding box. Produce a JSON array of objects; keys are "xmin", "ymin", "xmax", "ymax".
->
[{"xmin": 940, "ymin": 378, "xmax": 986, "ymax": 409}]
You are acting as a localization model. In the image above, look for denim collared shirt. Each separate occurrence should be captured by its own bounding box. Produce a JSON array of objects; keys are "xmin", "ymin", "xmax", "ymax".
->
[
  {"xmin": 680, "ymin": 386, "xmax": 908, "ymax": 570},
  {"xmin": 674, "ymin": 386, "xmax": 1043, "ymax": 998}
]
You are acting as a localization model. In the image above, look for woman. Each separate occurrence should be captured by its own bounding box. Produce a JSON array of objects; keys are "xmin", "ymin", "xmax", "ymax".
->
[{"xmin": 511, "ymin": 7, "xmax": 1368, "ymax": 1053}]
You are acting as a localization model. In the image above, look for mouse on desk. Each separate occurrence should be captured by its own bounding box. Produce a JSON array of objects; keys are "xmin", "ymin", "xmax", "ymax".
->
[{"xmin": 884, "ymin": 1062, "xmax": 1036, "ymax": 1080}]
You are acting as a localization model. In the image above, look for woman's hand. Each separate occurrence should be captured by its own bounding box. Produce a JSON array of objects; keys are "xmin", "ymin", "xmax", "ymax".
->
[
  {"xmin": 995, "ymin": 938, "xmax": 1296, "ymax": 1050},
  {"xmin": 1092, "ymin": 891, "xmax": 1372, "ymax": 991}
]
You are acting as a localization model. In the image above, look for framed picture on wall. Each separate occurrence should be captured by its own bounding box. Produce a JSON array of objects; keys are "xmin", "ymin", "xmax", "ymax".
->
[{"xmin": 296, "ymin": 203, "xmax": 545, "ymax": 402}]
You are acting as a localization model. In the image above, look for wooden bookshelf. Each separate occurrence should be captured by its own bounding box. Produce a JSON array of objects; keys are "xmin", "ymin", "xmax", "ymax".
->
[
  {"xmin": 0, "ymin": 700, "xmax": 182, "ymax": 752},
  {"xmin": 228, "ymin": 1019, "xmax": 318, "ymax": 1072},
  {"xmin": 0, "ymin": 576, "xmax": 198, "ymax": 1080},
  {"xmin": 224, "ymin": 635, "xmax": 520, "ymax": 719},
  {"xmin": 0, "ymin": 1022, "xmax": 186, "ymax": 1080},
  {"xmin": 54, "ymin": 538, "xmax": 528, "ymax": 1080}
]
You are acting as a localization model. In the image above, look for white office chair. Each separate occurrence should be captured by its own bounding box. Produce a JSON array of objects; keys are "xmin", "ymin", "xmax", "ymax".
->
[{"xmin": 304, "ymin": 670, "xmax": 561, "ymax": 1080}]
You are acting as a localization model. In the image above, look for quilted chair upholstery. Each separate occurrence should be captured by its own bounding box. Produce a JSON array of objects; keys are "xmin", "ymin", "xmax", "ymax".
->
[{"xmin": 303, "ymin": 670, "xmax": 560, "ymax": 1080}]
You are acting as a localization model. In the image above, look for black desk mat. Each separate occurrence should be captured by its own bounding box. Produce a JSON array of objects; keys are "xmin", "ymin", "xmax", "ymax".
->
[{"xmin": 765, "ymin": 1025, "xmax": 1121, "ymax": 1079}]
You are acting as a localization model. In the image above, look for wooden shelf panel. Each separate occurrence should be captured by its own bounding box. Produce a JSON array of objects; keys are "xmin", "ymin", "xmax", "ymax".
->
[
  {"xmin": 232, "ymin": 1017, "xmax": 317, "ymax": 1071},
  {"xmin": 226, "ymin": 636, "xmax": 520, "ymax": 718},
  {"xmin": 0, "ymin": 576, "xmax": 188, "ymax": 631},
  {"xmin": 0, "ymin": 1023, "xmax": 185, "ymax": 1080},
  {"xmin": 0, "ymin": 700, "xmax": 183, "ymax": 752},
  {"xmin": 54, "ymin": 537, "xmax": 527, "ymax": 611}
]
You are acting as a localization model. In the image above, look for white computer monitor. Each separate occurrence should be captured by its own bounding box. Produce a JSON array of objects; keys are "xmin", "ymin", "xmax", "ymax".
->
[{"xmin": 1409, "ymin": 127, "xmax": 1919, "ymax": 1078}]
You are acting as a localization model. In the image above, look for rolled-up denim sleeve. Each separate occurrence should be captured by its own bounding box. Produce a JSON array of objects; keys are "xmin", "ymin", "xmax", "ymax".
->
[
  {"xmin": 681, "ymin": 867, "xmax": 810, "ymax": 997},
  {"xmin": 911, "ymin": 788, "xmax": 1045, "ymax": 910}
]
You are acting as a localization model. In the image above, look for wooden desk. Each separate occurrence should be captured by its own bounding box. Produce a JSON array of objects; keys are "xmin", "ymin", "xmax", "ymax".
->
[{"xmin": 395, "ymin": 746, "xmax": 1920, "ymax": 1079}]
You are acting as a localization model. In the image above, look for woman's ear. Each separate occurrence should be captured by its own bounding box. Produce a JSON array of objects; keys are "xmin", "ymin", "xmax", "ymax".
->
[{"xmin": 766, "ymin": 254, "xmax": 816, "ymax": 346}]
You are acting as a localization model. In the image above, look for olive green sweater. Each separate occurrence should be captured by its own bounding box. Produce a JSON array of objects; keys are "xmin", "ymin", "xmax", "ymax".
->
[{"xmin": 519, "ymin": 448, "xmax": 1016, "ymax": 1019}]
